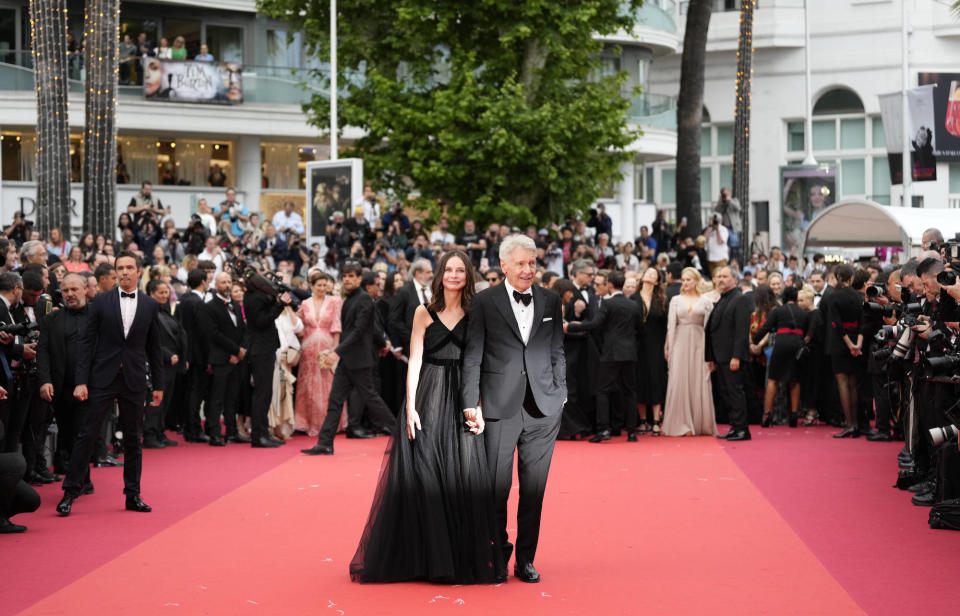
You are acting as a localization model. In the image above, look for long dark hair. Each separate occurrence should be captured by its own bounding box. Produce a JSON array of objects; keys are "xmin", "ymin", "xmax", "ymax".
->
[
  {"xmin": 753, "ymin": 284, "xmax": 778, "ymax": 321},
  {"xmin": 643, "ymin": 267, "xmax": 666, "ymax": 313},
  {"xmin": 427, "ymin": 250, "xmax": 475, "ymax": 314}
]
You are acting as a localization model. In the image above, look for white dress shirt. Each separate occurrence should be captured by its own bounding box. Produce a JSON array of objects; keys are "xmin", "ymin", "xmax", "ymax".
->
[
  {"xmin": 415, "ymin": 280, "xmax": 432, "ymax": 305},
  {"xmin": 504, "ymin": 280, "xmax": 534, "ymax": 345},
  {"xmin": 119, "ymin": 288, "xmax": 138, "ymax": 338},
  {"xmin": 813, "ymin": 290, "xmax": 824, "ymax": 308},
  {"xmin": 272, "ymin": 210, "xmax": 305, "ymax": 237},
  {"xmin": 218, "ymin": 293, "xmax": 237, "ymax": 327}
]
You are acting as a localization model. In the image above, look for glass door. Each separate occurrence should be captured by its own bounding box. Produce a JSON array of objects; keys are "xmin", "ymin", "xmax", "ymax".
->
[
  {"xmin": 205, "ymin": 25, "xmax": 243, "ymax": 64},
  {"xmin": 0, "ymin": 7, "xmax": 18, "ymax": 65}
]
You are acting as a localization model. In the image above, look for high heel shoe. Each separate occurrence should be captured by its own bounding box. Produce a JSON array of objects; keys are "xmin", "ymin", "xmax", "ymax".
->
[
  {"xmin": 788, "ymin": 410, "xmax": 800, "ymax": 428},
  {"xmin": 833, "ymin": 425, "xmax": 859, "ymax": 438},
  {"xmin": 761, "ymin": 412, "xmax": 772, "ymax": 428},
  {"xmin": 651, "ymin": 419, "xmax": 662, "ymax": 436},
  {"xmin": 801, "ymin": 410, "xmax": 820, "ymax": 427}
]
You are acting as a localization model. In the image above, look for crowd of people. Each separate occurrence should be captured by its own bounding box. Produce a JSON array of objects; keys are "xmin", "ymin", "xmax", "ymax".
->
[{"xmin": 1, "ymin": 181, "xmax": 957, "ymax": 535}]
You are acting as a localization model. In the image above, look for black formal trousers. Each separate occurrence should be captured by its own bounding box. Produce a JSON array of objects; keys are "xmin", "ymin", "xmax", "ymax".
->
[
  {"xmin": 716, "ymin": 363, "xmax": 748, "ymax": 432},
  {"xmin": 1, "ymin": 380, "xmax": 26, "ymax": 453},
  {"xmin": 249, "ymin": 353, "xmax": 274, "ymax": 441},
  {"xmin": 207, "ymin": 363, "xmax": 239, "ymax": 439},
  {"xmin": 185, "ymin": 365, "xmax": 208, "ymax": 438},
  {"xmin": 872, "ymin": 371, "xmax": 896, "ymax": 435},
  {"xmin": 595, "ymin": 360, "xmax": 637, "ymax": 432},
  {"xmin": 0, "ymin": 453, "xmax": 40, "ymax": 519},
  {"xmin": 315, "ymin": 365, "xmax": 394, "ymax": 447},
  {"xmin": 144, "ymin": 370, "xmax": 177, "ymax": 441},
  {"xmin": 483, "ymin": 387, "xmax": 561, "ymax": 567},
  {"xmin": 52, "ymin": 394, "xmax": 85, "ymax": 474},
  {"xmin": 63, "ymin": 371, "xmax": 146, "ymax": 497}
]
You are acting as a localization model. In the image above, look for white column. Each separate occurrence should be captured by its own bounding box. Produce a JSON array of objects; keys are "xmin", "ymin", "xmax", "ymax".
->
[
  {"xmin": 618, "ymin": 160, "xmax": 634, "ymax": 245},
  {"xmin": 236, "ymin": 135, "xmax": 262, "ymax": 213}
]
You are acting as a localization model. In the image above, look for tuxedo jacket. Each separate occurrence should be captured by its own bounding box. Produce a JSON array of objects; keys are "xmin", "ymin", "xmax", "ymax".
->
[
  {"xmin": 176, "ymin": 291, "xmax": 211, "ymax": 366},
  {"xmin": 37, "ymin": 306, "xmax": 87, "ymax": 396},
  {"xmin": 75, "ymin": 288, "xmax": 164, "ymax": 393},
  {"xmin": 156, "ymin": 307, "xmax": 188, "ymax": 376},
  {"xmin": 388, "ymin": 280, "xmax": 421, "ymax": 353},
  {"xmin": 704, "ymin": 287, "xmax": 751, "ymax": 364},
  {"xmin": 337, "ymin": 288, "xmax": 381, "ymax": 369},
  {"xmin": 566, "ymin": 293, "xmax": 643, "ymax": 362},
  {"xmin": 242, "ymin": 289, "xmax": 284, "ymax": 357},
  {"xmin": 0, "ymin": 299, "xmax": 26, "ymax": 370},
  {"xmin": 204, "ymin": 297, "xmax": 245, "ymax": 366},
  {"xmin": 461, "ymin": 283, "xmax": 567, "ymax": 419}
]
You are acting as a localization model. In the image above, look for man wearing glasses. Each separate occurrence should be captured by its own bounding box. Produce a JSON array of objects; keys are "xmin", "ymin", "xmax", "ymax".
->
[{"xmin": 484, "ymin": 269, "xmax": 503, "ymax": 286}]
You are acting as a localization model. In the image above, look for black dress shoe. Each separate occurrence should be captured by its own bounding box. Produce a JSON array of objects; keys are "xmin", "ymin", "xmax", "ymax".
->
[
  {"xmin": 514, "ymin": 562, "xmax": 541, "ymax": 583},
  {"xmin": 725, "ymin": 431, "xmax": 752, "ymax": 442},
  {"xmin": 0, "ymin": 517, "xmax": 27, "ymax": 533},
  {"xmin": 867, "ymin": 431, "xmax": 892, "ymax": 442},
  {"xmin": 226, "ymin": 435, "xmax": 252, "ymax": 444},
  {"xmin": 57, "ymin": 494, "xmax": 77, "ymax": 516},
  {"xmin": 94, "ymin": 455, "xmax": 123, "ymax": 467},
  {"xmin": 81, "ymin": 483, "xmax": 95, "ymax": 495},
  {"xmin": 26, "ymin": 472, "xmax": 53, "ymax": 486},
  {"xmin": 252, "ymin": 437, "xmax": 282, "ymax": 448},
  {"xmin": 908, "ymin": 479, "xmax": 934, "ymax": 494},
  {"xmin": 142, "ymin": 438, "xmax": 166, "ymax": 449},
  {"xmin": 125, "ymin": 496, "xmax": 152, "ymax": 512},
  {"xmin": 34, "ymin": 468, "xmax": 58, "ymax": 482},
  {"xmin": 346, "ymin": 429, "xmax": 376, "ymax": 439},
  {"xmin": 162, "ymin": 437, "xmax": 179, "ymax": 447},
  {"xmin": 301, "ymin": 444, "xmax": 334, "ymax": 455},
  {"xmin": 208, "ymin": 437, "xmax": 226, "ymax": 447},
  {"xmin": 627, "ymin": 431, "xmax": 638, "ymax": 443},
  {"xmin": 184, "ymin": 433, "xmax": 210, "ymax": 443},
  {"xmin": 833, "ymin": 426, "xmax": 859, "ymax": 438},
  {"xmin": 911, "ymin": 490, "xmax": 936, "ymax": 507},
  {"xmin": 716, "ymin": 430, "xmax": 734, "ymax": 439},
  {"xmin": 589, "ymin": 429, "xmax": 612, "ymax": 443}
]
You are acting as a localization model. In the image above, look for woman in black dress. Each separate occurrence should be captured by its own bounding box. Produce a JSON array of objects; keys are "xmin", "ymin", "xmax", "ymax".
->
[
  {"xmin": 554, "ymin": 278, "xmax": 593, "ymax": 439},
  {"xmin": 634, "ymin": 267, "xmax": 668, "ymax": 435},
  {"xmin": 752, "ymin": 286, "xmax": 809, "ymax": 427},
  {"xmin": 350, "ymin": 250, "xmax": 504, "ymax": 584},
  {"xmin": 798, "ymin": 287, "xmax": 827, "ymax": 426},
  {"xmin": 826, "ymin": 264, "xmax": 865, "ymax": 438}
]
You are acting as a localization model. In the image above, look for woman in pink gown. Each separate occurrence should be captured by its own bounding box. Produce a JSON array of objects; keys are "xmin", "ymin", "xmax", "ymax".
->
[{"xmin": 294, "ymin": 271, "xmax": 345, "ymax": 436}]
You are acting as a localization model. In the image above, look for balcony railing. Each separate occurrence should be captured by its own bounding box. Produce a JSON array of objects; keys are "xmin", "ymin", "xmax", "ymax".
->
[
  {"xmin": 0, "ymin": 51, "xmax": 323, "ymax": 106},
  {"xmin": 621, "ymin": 0, "xmax": 678, "ymax": 34},
  {"xmin": 627, "ymin": 92, "xmax": 676, "ymax": 130}
]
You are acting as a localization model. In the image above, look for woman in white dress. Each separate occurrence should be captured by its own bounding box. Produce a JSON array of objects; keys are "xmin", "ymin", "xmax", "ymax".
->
[{"xmin": 662, "ymin": 267, "xmax": 718, "ymax": 437}]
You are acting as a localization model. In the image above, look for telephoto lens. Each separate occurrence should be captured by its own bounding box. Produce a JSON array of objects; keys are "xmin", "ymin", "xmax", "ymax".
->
[{"xmin": 928, "ymin": 424, "xmax": 959, "ymax": 447}]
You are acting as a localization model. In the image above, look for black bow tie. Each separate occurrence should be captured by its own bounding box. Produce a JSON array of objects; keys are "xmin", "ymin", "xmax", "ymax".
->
[
  {"xmin": 815, "ymin": 293, "xmax": 822, "ymax": 297},
  {"xmin": 121, "ymin": 291, "xmax": 136, "ymax": 299},
  {"xmin": 580, "ymin": 287, "xmax": 590, "ymax": 293},
  {"xmin": 513, "ymin": 290, "xmax": 532, "ymax": 306}
]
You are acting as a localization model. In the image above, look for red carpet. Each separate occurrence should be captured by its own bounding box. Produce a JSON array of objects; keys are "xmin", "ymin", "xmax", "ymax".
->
[{"xmin": 4, "ymin": 428, "xmax": 957, "ymax": 615}]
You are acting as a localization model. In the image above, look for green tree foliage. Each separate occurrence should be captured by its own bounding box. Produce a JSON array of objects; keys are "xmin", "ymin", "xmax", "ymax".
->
[{"xmin": 258, "ymin": 0, "xmax": 641, "ymax": 227}]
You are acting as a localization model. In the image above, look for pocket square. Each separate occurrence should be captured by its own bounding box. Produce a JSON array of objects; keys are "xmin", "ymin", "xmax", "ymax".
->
[{"xmin": 542, "ymin": 317, "xmax": 553, "ymax": 322}]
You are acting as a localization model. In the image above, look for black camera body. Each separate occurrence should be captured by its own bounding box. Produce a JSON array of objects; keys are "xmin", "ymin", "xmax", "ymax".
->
[{"xmin": 0, "ymin": 321, "xmax": 38, "ymax": 338}]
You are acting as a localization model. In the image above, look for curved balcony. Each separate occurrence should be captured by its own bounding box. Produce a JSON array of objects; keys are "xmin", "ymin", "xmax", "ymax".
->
[
  {"xmin": 597, "ymin": 0, "xmax": 682, "ymax": 56},
  {"xmin": 626, "ymin": 92, "xmax": 676, "ymax": 162}
]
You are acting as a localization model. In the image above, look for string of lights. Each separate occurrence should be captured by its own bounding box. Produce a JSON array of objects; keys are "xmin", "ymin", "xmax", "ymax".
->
[
  {"xmin": 733, "ymin": 0, "xmax": 754, "ymax": 247},
  {"xmin": 82, "ymin": 0, "xmax": 120, "ymax": 237},
  {"xmin": 29, "ymin": 0, "xmax": 71, "ymax": 235}
]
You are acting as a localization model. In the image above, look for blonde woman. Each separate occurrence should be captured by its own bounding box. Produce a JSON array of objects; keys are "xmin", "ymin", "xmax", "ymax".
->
[{"xmin": 662, "ymin": 267, "xmax": 717, "ymax": 437}]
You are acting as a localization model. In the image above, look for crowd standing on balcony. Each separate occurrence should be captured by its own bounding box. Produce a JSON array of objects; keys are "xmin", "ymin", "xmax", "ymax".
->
[{"xmin": 0, "ymin": 180, "xmax": 955, "ymax": 534}]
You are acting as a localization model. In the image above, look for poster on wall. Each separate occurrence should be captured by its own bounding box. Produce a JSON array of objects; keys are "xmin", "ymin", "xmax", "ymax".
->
[
  {"xmin": 780, "ymin": 164, "xmax": 836, "ymax": 256},
  {"xmin": 907, "ymin": 84, "xmax": 937, "ymax": 182},
  {"xmin": 305, "ymin": 159, "xmax": 363, "ymax": 242},
  {"xmin": 917, "ymin": 72, "xmax": 960, "ymax": 162},
  {"xmin": 143, "ymin": 59, "xmax": 243, "ymax": 105}
]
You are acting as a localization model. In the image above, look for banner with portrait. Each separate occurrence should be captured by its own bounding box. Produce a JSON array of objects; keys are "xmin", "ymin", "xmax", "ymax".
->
[
  {"xmin": 918, "ymin": 72, "xmax": 960, "ymax": 162},
  {"xmin": 305, "ymin": 159, "xmax": 363, "ymax": 242},
  {"xmin": 143, "ymin": 59, "xmax": 243, "ymax": 105},
  {"xmin": 878, "ymin": 87, "xmax": 939, "ymax": 184},
  {"xmin": 780, "ymin": 164, "xmax": 836, "ymax": 256}
]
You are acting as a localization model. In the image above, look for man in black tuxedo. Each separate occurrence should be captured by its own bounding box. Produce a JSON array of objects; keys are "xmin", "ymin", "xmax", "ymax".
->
[
  {"xmin": 243, "ymin": 276, "xmax": 293, "ymax": 448},
  {"xmin": 563, "ymin": 259, "xmax": 599, "ymax": 432},
  {"xmin": 176, "ymin": 269, "xmax": 211, "ymax": 442},
  {"xmin": 143, "ymin": 279, "xmax": 186, "ymax": 449},
  {"xmin": 37, "ymin": 274, "xmax": 89, "ymax": 484},
  {"xmin": 302, "ymin": 264, "xmax": 396, "ymax": 455},
  {"xmin": 461, "ymin": 235, "xmax": 567, "ymax": 584},
  {"xmin": 204, "ymin": 272, "xmax": 247, "ymax": 446},
  {"xmin": 566, "ymin": 270, "xmax": 643, "ymax": 442},
  {"xmin": 58, "ymin": 251, "xmax": 164, "ymax": 516},
  {"xmin": 0, "ymin": 272, "xmax": 32, "ymax": 454},
  {"xmin": 705, "ymin": 266, "xmax": 752, "ymax": 441},
  {"xmin": 665, "ymin": 261, "xmax": 684, "ymax": 303},
  {"xmin": 388, "ymin": 258, "xmax": 433, "ymax": 357}
]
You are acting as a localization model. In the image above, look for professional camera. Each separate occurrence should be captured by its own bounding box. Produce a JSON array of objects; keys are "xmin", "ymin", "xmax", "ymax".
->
[
  {"xmin": 864, "ymin": 301, "xmax": 895, "ymax": 318},
  {"xmin": 0, "ymin": 321, "xmax": 38, "ymax": 338},
  {"xmin": 928, "ymin": 402, "xmax": 960, "ymax": 447},
  {"xmin": 229, "ymin": 257, "xmax": 302, "ymax": 310},
  {"xmin": 866, "ymin": 283, "xmax": 886, "ymax": 299},
  {"xmin": 924, "ymin": 352, "xmax": 960, "ymax": 376}
]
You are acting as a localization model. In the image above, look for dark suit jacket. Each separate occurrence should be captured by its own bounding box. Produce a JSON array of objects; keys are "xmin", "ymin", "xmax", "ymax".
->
[
  {"xmin": 336, "ymin": 288, "xmax": 381, "ymax": 369},
  {"xmin": 243, "ymin": 289, "xmax": 285, "ymax": 356},
  {"xmin": 461, "ymin": 284, "xmax": 567, "ymax": 419},
  {"xmin": 705, "ymin": 287, "xmax": 751, "ymax": 364},
  {"xmin": 156, "ymin": 307, "xmax": 188, "ymax": 376},
  {"xmin": 0, "ymin": 299, "xmax": 26, "ymax": 363},
  {"xmin": 75, "ymin": 288, "xmax": 164, "ymax": 393},
  {"xmin": 388, "ymin": 280, "xmax": 421, "ymax": 353},
  {"xmin": 37, "ymin": 306, "xmax": 87, "ymax": 396},
  {"xmin": 566, "ymin": 293, "xmax": 643, "ymax": 362},
  {"xmin": 176, "ymin": 291, "xmax": 210, "ymax": 366},
  {"xmin": 204, "ymin": 296, "xmax": 245, "ymax": 366},
  {"xmin": 665, "ymin": 282, "xmax": 682, "ymax": 303},
  {"xmin": 258, "ymin": 237, "xmax": 288, "ymax": 262}
]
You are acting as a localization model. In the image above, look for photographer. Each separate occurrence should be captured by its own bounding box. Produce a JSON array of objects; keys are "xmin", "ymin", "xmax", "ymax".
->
[
  {"xmin": 183, "ymin": 214, "xmax": 209, "ymax": 256},
  {"xmin": 704, "ymin": 215, "xmax": 729, "ymax": 277},
  {"xmin": 4, "ymin": 212, "xmax": 33, "ymax": 247},
  {"xmin": 127, "ymin": 181, "xmax": 167, "ymax": 228},
  {"xmin": 865, "ymin": 267, "xmax": 905, "ymax": 442},
  {"xmin": 861, "ymin": 274, "xmax": 898, "ymax": 441},
  {"xmin": 214, "ymin": 188, "xmax": 249, "ymax": 238},
  {"xmin": 0, "ymin": 273, "xmax": 34, "ymax": 454},
  {"xmin": 271, "ymin": 201, "xmax": 305, "ymax": 241},
  {"xmin": 16, "ymin": 270, "xmax": 54, "ymax": 484}
]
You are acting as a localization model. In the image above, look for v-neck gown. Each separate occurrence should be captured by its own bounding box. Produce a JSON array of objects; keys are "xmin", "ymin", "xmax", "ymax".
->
[{"xmin": 349, "ymin": 311, "xmax": 504, "ymax": 584}]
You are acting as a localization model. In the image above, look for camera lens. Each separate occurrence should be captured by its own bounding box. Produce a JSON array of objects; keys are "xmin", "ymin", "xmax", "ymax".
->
[{"xmin": 937, "ymin": 270, "xmax": 957, "ymax": 286}]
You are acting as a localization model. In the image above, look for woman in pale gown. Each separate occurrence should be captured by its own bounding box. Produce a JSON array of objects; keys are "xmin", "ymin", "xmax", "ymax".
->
[
  {"xmin": 294, "ymin": 270, "xmax": 346, "ymax": 436},
  {"xmin": 662, "ymin": 267, "xmax": 717, "ymax": 437}
]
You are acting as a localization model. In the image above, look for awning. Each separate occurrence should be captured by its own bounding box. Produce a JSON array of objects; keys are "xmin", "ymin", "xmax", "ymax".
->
[{"xmin": 800, "ymin": 199, "xmax": 960, "ymax": 255}]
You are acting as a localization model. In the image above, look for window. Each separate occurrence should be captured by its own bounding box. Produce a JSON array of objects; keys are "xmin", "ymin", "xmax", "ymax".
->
[
  {"xmin": 206, "ymin": 25, "xmax": 244, "ymax": 63},
  {"xmin": 634, "ymin": 163, "xmax": 644, "ymax": 204},
  {"xmin": 0, "ymin": 132, "xmax": 32, "ymax": 181},
  {"xmin": 720, "ymin": 163, "xmax": 733, "ymax": 189},
  {"xmin": 871, "ymin": 117, "xmax": 886, "ymax": 149},
  {"xmin": 813, "ymin": 88, "xmax": 865, "ymax": 116},
  {"xmin": 812, "ymin": 120, "xmax": 836, "ymax": 151},
  {"xmin": 700, "ymin": 167, "xmax": 713, "ymax": 203},
  {"xmin": 950, "ymin": 164, "xmax": 960, "ymax": 194},
  {"xmin": 841, "ymin": 159, "xmax": 865, "ymax": 195},
  {"xmin": 873, "ymin": 157, "xmax": 891, "ymax": 204},
  {"xmin": 701, "ymin": 126, "xmax": 711, "ymax": 157},
  {"xmin": 266, "ymin": 29, "xmax": 303, "ymax": 68},
  {"xmin": 661, "ymin": 168, "xmax": 676, "ymax": 204},
  {"xmin": 716, "ymin": 125, "xmax": 734, "ymax": 156},
  {"xmin": 787, "ymin": 121, "xmax": 805, "ymax": 152},
  {"xmin": 645, "ymin": 167, "xmax": 654, "ymax": 202},
  {"xmin": 840, "ymin": 118, "xmax": 865, "ymax": 150},
  {"xmin": 637, "ymin": 59, "xmax": 648, "ymax": 89},
  {"xmin": 164, "ymin": 19, "xmax": 201, "ymax": 58}
]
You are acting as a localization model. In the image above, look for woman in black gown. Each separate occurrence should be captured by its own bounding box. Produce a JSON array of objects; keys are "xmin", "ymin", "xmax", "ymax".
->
[
  {"xmin": 634, "ymin": 267, "xmax": 668, "ymax": 435},
  {"xmin": 826, "ymin": 265, "xmax": 865, "ymax": 438},
  {"xmin": 350, "ymin": 250, "xmax": 504, "ymax": 584},
  {"xmin": 752, "ymin": 286, "xmax": 809, "ymax": 427},
  {"xmin": 553, "ymin": 278, "xmax": 593, "ymax": 439}
]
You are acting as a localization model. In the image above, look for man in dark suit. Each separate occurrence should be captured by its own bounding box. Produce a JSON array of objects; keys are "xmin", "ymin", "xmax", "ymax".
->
[
  {"xmin": 57, "ymin": 251, "xmax": 164, "ymax": 516},
  {"xmin": 143, "ymin": 279, "xmax": 186, "ymax": 449},
  {"xmin": 176, "ymin": 269, "xmax": 211, "ymax": 442},
  {"xmin": 564, "ymin": 259, "xmax": 600, "ymax": 432},
  {"xmin": 349, "ymin": 271, "xmax": 392, "ymax": 431},
  {"xmin": 705, "ymin": 266, "xmax": 752, "ymax": 441},
  {"xmin": 665, "ymin": 261, "xmax": 684, "ymax": 303},
  {"xmin": 204, "ymin": 272, "xmax": 247, "ymax": 446},
  {"xmin": 461, "ymin": 235, "xmax": 567, "ymax": 584},
  {"xmin": 0, "ymin": 272, "xmax": 31, "ymax": 455},
  {"xmin": 566, "ymin": 270, "xmax": 643, "ymax": 442},
  {"xmin": 302, "ymin": 264, "xmax": 396, "ymax": 455},
  {"xmin": 243, "ymin": 275, "xmax": 293, "ymax": 448},
  {"xmin": 37, "ymin": 273, "xmax": 89, "ymax": 483},
  {"xmin": 388, "ymin": 258, "xmax": 433, "ymax": 357}
]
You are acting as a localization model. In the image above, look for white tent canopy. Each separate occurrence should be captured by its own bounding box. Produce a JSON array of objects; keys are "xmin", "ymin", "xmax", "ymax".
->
[{"xmin": 801, "ymin": 199, "xmax": 960, "ymax": 256}]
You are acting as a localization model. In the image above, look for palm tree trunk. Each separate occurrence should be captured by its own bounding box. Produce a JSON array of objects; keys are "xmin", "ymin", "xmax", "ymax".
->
[
  {"xmin": 675, "ymin": 0, "xmax": 713, "ymax": 237},
  {"xmin": 82, "ymin": 0, "xmax": 120, "ymax": 237},
  {"xmin": 733, "ymin": 0, "xmax": 755, "ymax": 251},
  {"xmin": 29, "ymin": 0, "xmax": 72, "ymax": 236}
]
